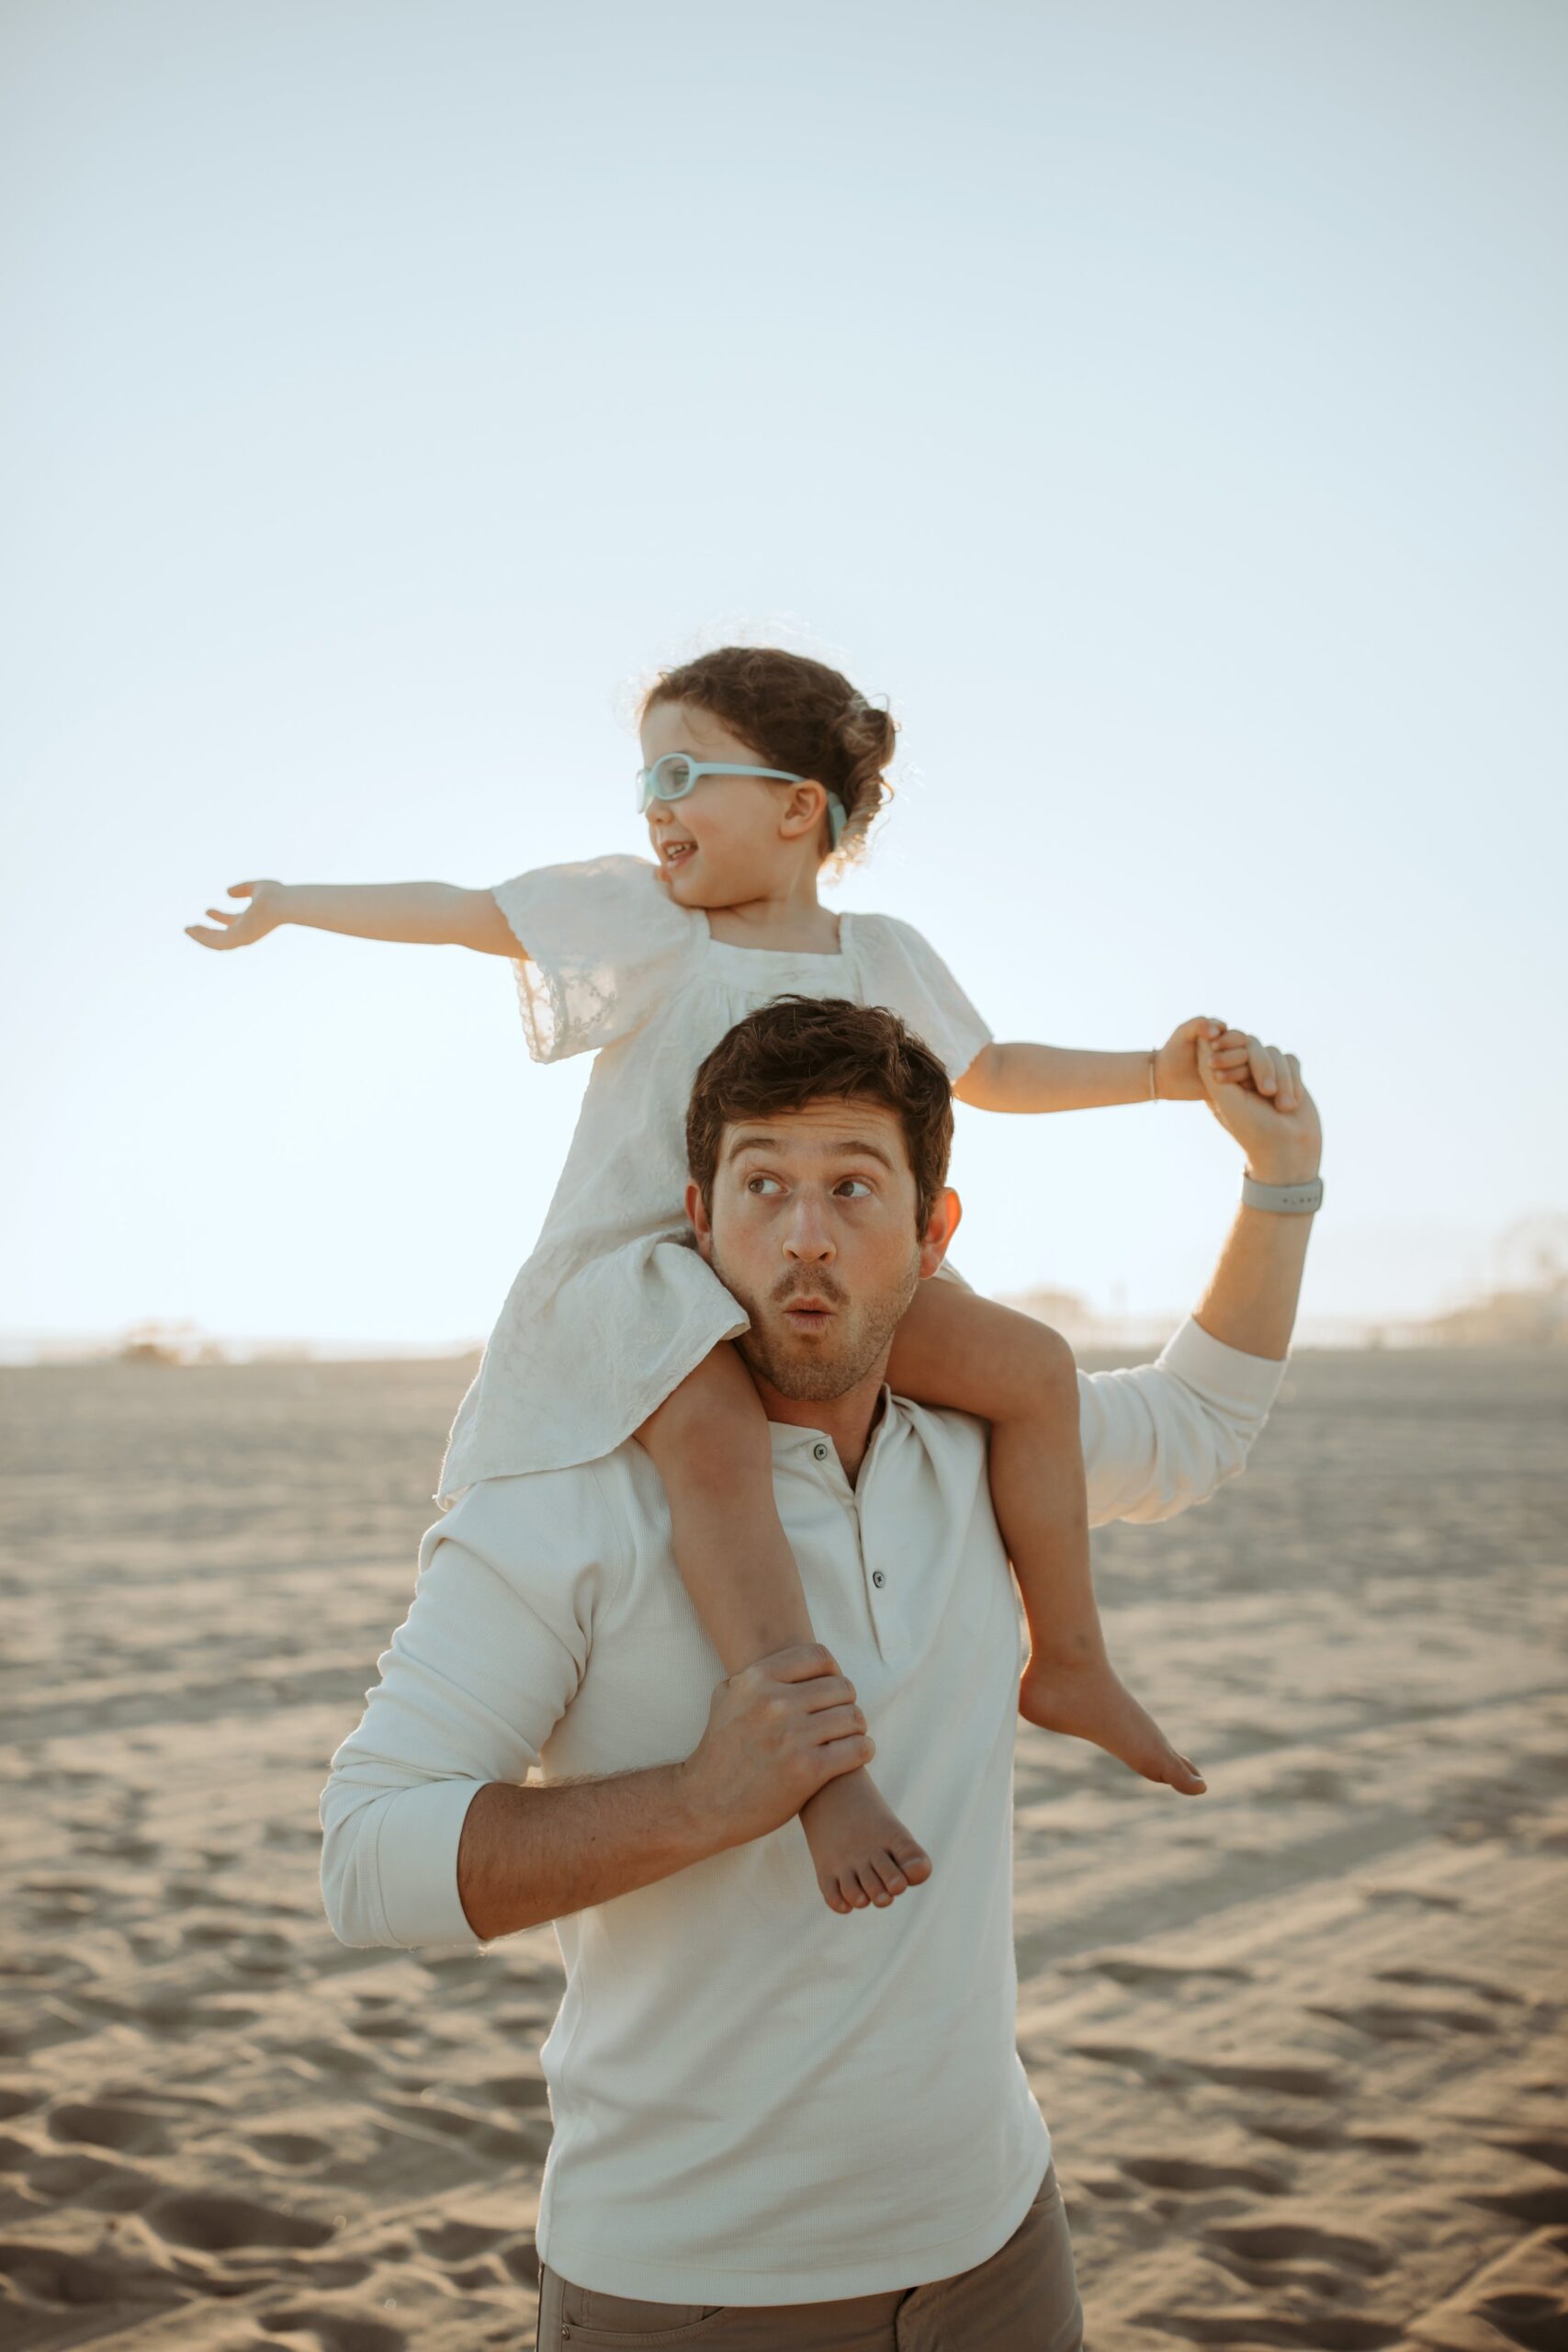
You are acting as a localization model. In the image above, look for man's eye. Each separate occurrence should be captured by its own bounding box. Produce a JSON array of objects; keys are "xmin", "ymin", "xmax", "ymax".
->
[
  {"xmin": 746, "ymin": 1175, "xmax": 782, "ymax": 1194},
  {"xmin": 836, "ymin": 1180, "xmax": 873, "ymax": 1198}
]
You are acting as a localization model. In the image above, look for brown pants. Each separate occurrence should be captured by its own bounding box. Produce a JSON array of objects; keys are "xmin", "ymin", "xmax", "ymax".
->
[{"xmin": 535, "ymin": 2164, "xmax": 1082, "ymax": 2351}]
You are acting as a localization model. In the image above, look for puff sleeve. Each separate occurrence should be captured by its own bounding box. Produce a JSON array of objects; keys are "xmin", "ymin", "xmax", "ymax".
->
[
  {"xmin": 851, "ymin": 914, "xmax": 993, "ymax": 1082},
  {"xmin": 490, "ymin": 854, "xmax": 705, "ymax": 1062}
]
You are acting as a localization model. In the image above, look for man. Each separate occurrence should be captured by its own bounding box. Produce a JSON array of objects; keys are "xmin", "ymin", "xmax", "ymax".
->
[{"xmin": 321, "ymin": 998, "xmax": 1322, "ymax": 2350}]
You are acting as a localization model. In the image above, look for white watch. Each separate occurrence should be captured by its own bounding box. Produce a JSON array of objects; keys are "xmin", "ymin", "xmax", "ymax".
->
[{"xmin": 1241, "ymin": 1173, "xmax": 1324, "ymax": 1215}]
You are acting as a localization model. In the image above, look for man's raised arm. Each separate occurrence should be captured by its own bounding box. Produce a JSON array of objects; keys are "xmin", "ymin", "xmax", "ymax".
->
[{"xmin": 1078, "ymin": 1034, "xmax": 1322, "ymax": 1528}]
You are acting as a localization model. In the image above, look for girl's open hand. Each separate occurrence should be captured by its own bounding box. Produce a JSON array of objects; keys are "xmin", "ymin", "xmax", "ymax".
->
[
  {"xmin": 186, "ymin": 880, "xmax": 287, "ymax": 952},
  {"xmin": 1155, "ymin": 1017, "xmax": 1257, "ymax": 1101}
]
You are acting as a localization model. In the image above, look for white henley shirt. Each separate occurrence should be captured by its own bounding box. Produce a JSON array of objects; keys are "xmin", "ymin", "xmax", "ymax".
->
[{"xmin": 320, "ymin": 1316, "xmax": 1282, "ymax": 2305}]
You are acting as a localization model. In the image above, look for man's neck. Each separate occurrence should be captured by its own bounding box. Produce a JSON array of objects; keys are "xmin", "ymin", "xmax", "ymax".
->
[{"xmin": 749, "ymin": 1357, "xmax": 890, "ymax": 1487}]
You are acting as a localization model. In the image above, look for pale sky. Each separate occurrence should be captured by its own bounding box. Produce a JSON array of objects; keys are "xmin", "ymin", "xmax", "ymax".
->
[{"xmin": 3, "ymin": 0, "xmax": 1564, "ymax": 1350}]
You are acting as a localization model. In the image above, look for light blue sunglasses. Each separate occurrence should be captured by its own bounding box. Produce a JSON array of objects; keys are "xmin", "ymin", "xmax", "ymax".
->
[{"xmin": 635, "ymin": 753, "xmax": 847, "ymax": 849}]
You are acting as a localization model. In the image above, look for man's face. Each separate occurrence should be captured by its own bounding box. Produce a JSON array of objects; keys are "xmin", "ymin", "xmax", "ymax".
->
[{"xmin": 687, "ymin": 1095, "xmax": 959, "ymax": 1402}]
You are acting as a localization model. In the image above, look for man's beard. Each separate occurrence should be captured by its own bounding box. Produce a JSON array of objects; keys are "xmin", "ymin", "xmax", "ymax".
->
[{"xmin": 711, "ymin": 1244, "xmax": 922, "ymax": 1401}]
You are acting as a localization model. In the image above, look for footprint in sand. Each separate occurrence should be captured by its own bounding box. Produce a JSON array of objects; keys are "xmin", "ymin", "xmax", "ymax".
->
[
  {"xmin": 1310, "ymin": 1999, "xmax": 1499, "ymax": 2041},
  {"xmin": 1119, "ymin": 2154, "xmax": 1292, "ymax": 2196},
  {"xmin": 48, "ymin": 2099, "xmax": 173, "ymax": 2154},
  {"xmin": 27, "ymin": 2150, "xmax": 160, "ymax": 2208},
  {"xmin": 1471, "ymin": 2182, "xmax": 1568, "ymax": 2229},
  {"xmin": 1494, "ymin": 2136, "xmax": 1568, "ymax": 2176},
  {"xmin": 1475, "ymin": 2292, "xmax": 1568, "ymax": 2352},
  {"xmin": 1374, "ymin": 1964, "xmax": 1524, "ymax": 2005},
  {"xmin": 258, "ymin": 2304, "xmax": 405, "ymax": 2352},
  {"xmin": 414, "ymin": 2217, "xmax": 508, "ymax": 2264},
  {"xmin": 1071, "ymin": 2045, "xmax": 1343, "ymax": 2104},
  {"xmin": 1086, "ymin": 1956, "xmax": 1253, "ymax": 1988},
  {"xmin": 251, "ymin": 2131, "xmax": 333, "ymax": 2168},
  {"xmin": 1133, "ymin": 2308, "xmax": 1398, "ymax": 2348},
  {"xmin": 1203, "ymin": 2218, "xmax": 1393, "ymax": 2276},
  {"xmin": 147, "ymin": 2190, "xmax": 337, "ymax": 2252},
  {"xmin": 1193, "ymin": 2059, "xmax": 1345, "ymax": 2102},
  {"xmin": 0, "ymin": 2237, "xmax": 156, "ymax": 2310},
  {"xmin": 1359, "ymin": 1883, "xmax": 1465, "ymax": 1911}
]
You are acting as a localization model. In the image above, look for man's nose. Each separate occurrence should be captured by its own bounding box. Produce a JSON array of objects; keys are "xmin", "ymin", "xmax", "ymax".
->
[{"xmin": 783, "ymin": 1195, "xmax": 836, "ymax": 1261}]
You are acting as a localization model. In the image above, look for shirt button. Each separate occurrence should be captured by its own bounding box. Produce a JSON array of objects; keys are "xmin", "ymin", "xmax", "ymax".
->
[
  {"xmin": 813, "ymin": 1442, "xmax": 829, "ymax": 1461},
  {"xmin": 872, "ymin": 1569, "xmax": 886, "ymax": 1588}
]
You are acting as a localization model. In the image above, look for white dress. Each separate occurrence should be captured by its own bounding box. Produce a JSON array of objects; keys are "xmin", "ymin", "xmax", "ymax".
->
[{"xmin": 437, "ymin": 854, "xmax": 993, "ymax": 1504}]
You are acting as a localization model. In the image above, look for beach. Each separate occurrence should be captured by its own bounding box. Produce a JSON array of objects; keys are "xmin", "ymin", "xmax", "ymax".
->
[{"xmin": 2, "ymin": 1347, "xmax": 1564, "ymax": 2350}]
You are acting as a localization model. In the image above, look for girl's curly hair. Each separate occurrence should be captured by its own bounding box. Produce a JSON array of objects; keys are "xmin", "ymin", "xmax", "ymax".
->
[{"xmin": 639, "ymin": 645, "xmax": 896, "ymax": 869}]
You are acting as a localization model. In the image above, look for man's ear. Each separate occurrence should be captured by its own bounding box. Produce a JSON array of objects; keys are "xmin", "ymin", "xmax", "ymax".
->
[
  {"xmin": 685, "ymin": 1178, "xmax": 714, "ymax": 1262},
  {"xmin": 919, "ymin": 1187, "xmax": 963, "ymax": 1279}
]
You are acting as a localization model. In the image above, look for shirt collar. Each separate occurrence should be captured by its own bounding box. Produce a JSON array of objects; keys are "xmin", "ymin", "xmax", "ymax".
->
[{"xmin": 764, "ymin": 1384, "xmax": 898, "ymax": 1470}]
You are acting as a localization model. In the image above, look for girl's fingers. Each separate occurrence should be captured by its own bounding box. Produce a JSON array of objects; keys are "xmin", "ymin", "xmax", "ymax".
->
[
  {"xmin": 1276, "ymin": 1050, "xmax": 1301, "ymax": 1113},
  {"xmin": 1247, "ymin": 1035, "xmax": 1278, "ymax": 1094},
  {"xmin": 1261, "ymin": 1045, "xmax": 1292, "ymax": 1109},
  {"xmin": 229, "ymin": 881, "xmax": 257, "ymax": 899},
  {"xmin": 206, "ymin": 908, "xmax": 234, "ymax": 923}
]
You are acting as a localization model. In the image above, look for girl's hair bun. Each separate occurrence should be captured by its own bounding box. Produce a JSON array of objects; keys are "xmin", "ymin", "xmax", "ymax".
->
[{"xmin": 640, "ymin": 647, "xmax": 897, "ymax": 871}]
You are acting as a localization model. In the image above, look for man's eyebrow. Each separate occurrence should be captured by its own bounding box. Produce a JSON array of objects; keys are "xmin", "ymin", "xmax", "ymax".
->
[{"xmin": 725, "ymin": 1130, "xmax": 897, "ymax": 1172}]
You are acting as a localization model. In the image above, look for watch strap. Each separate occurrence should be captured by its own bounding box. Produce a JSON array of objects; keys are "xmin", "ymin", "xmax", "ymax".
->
[{"xmin": 1242, "ymin": 1173, "xmax": 1324, "ymax": 1215}]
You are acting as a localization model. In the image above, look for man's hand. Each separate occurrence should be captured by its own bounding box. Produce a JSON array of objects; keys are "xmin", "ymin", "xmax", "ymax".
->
[
  {"xmin": 186, "ymin": 879, "xmax": 288, "ymax": 951},
  {"xmin": 1199, "ymin": 1033, "xmax": 1322, "ymax": 1184},
  {"xmin": 680, "ymin": 1644, "xmax": 873, "ymax": 1853}
]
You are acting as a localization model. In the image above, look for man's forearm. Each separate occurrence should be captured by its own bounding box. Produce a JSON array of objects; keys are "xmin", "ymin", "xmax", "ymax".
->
[
  {"xmin": 457, "ymin": 1761, "xmax": 717, "ymax": 1941},
  {"xmin": 1192, "ymin": 1201, "xmax": 1316, "ymax": 1361}
]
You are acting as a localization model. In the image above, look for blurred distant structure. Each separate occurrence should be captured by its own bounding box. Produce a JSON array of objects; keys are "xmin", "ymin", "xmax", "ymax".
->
[
  {"xmin": 1404, "ymin": 1213, "xmax": 1568, "ymax": 1348},
  {"xmin": 116, "ymin": 1320, "xmax": 227, "ymax": 1366}
]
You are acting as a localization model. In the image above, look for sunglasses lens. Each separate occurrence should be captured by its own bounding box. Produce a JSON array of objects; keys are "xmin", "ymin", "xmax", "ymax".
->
[{"xmin": 655, "ymin": 755, "xmax": 694, "ymax": 800}]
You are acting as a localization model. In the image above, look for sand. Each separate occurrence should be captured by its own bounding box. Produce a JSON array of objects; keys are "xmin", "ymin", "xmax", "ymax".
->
[{"xmin": 1, "ymin": 1347, "xmax": 1564, "ymax": 2350}]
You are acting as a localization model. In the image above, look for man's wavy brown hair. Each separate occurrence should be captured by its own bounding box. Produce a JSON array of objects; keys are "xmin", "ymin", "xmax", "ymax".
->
[
  {"xmin": 686, "ymin": 996, "xmax": 953, "ymax": 1234},
  {"xmin": 640, "ymin": 645, "xmax": 896, "ymax": 867}
]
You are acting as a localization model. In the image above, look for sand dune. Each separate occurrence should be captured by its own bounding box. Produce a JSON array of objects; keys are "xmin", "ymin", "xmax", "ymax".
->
[{"xmin": 1, "ymin": 1349, "xmax": 1564, "ymax": 2348}]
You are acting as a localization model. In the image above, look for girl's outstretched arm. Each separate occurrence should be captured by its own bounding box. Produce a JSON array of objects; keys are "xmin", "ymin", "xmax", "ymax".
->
[
  {"xmin": 186, "ymin": 878, "xmax": 520, "ymax": 956},
  {"xmin": 953, "ymin": 1018, "xmax": 1279, "ymax": 1113}
]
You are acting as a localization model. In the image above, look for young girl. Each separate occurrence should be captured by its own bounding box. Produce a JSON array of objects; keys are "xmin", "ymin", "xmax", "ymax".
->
[{"xmin": 188, "ymin": 646, "xmax": 1263, "ymax": 1917}]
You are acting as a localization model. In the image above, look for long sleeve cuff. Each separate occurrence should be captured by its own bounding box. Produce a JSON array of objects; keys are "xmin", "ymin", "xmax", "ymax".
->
[
  {"xmin": 321, "ymin": 1776, "xmax": 487, "ymax": 1951},
  {"xmin": 1155, "ymin": 1314, "xmax": 1288, "ymax": 1419}
]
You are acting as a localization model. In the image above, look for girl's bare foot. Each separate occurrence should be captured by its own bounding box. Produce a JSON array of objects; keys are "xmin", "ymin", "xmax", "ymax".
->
[
  {"xmin": 1020, "ymin": 1654, "xmax": 1206, "ymax": 1795},
  {"xmin": 799, "ymin": 1770, "xmax": 932, "ymax": 1913}
]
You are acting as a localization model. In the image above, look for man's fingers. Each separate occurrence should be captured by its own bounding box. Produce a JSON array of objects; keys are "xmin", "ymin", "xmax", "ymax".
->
[
  {"xmin": 186, "ymin": 924, "xmax": 227, "ymax": 948},
  {"xmin": 1246, "ymin": 1035, "xmax": 1278, "ymax": 1094},
  {"xmin": 798, "ymin": 1675, "xmax": 858, "ymax": 1715},
  {"xmin": 807, "ymin": 1703, "xmax": 868, "ymax": 1748},
  {"xmin": 1273, "ymin": 1049, "xmax": 1300, "ymax": 1112},
  {"xmin": 229, "ymin": 881, "xmax": 258, "ymax": 899},
  {"xmin": 816, "ymin": 1728, "xmax": 876, "ymax": 1782}
]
